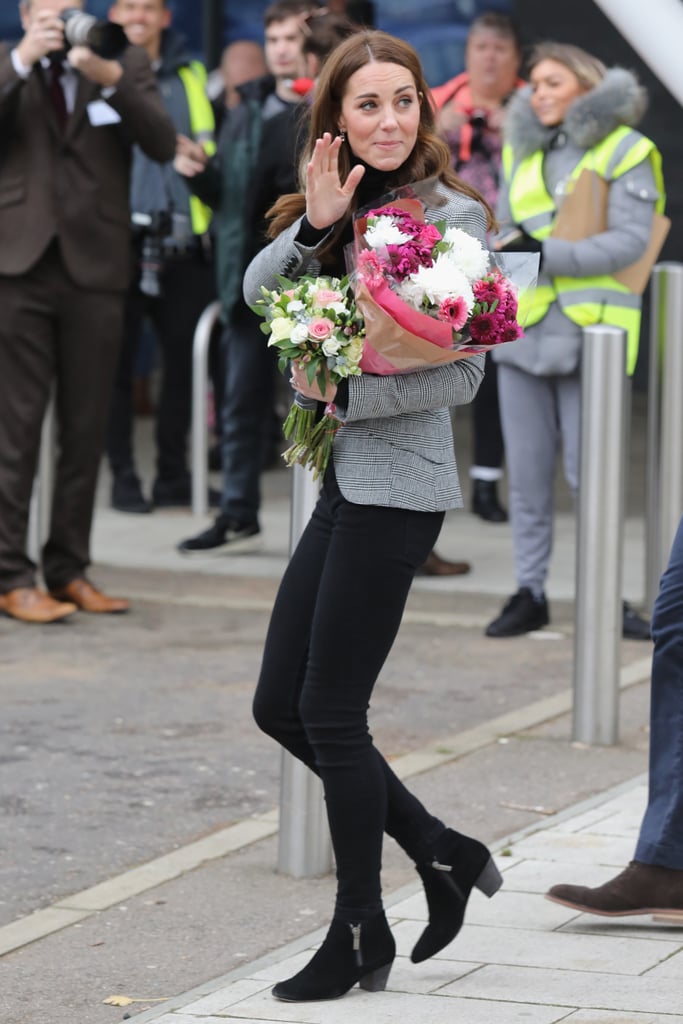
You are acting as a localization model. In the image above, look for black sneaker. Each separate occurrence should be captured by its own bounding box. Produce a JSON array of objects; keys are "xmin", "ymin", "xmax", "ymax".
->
[
  {"xmin": 485, "ymin": 587, "xmax": 550, "ymax": 637},
  {"xmin": 622, "ymin": 601, "xmax": 651, "ymax": 641},
  {"xmin": 177, "ymin": 516, "xmax": 260, "ymax": 554},
  {"xmin": 111, "ymin": 469, "xmax": 152, "ymax": 514}
]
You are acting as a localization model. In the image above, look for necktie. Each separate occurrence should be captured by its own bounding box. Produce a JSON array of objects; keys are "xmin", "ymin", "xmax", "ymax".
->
[{"xmin": 48, "ymin": 60, "xmax": 68, "ymax": 130}]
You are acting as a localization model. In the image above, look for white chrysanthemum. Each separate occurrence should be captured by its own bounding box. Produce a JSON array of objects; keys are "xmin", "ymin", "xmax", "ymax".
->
[
  {"xmin": 409, "ymin": 257, "xmax": 475, "ymax": 310},
  {"xmin": 442, "ymin": 226, "xmax": 489, "ymax": 281},
  {"xmin": 364, "ymin": 216, "xmax": 411, "ymax": 249},
  {"xmin": 396, "ymin": 277, "xmax": 427, "ymax": 311},
  {"xmin": 290, "ymin": 322, "xmax": 309, "ymax": 343}
]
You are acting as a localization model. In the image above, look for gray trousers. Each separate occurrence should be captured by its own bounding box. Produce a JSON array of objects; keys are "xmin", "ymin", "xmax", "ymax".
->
[{"xmin": 497, "ymin": 363, "xmax": 581, "ymax": 595}]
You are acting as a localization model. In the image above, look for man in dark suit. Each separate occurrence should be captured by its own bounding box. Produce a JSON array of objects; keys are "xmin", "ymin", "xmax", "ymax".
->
[{"xmin": 0, "ymin": 0, "xmax": 176, "ymax": 623}]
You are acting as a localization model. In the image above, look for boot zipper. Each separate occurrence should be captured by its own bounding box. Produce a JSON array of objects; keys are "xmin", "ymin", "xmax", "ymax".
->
[
  {"xmin": 431, "ymin": 859, "xmax": 453, "ymax": 872},
  {"xmin": 350, "ymin": 923, "xmax": 362, "ymax": 966}
]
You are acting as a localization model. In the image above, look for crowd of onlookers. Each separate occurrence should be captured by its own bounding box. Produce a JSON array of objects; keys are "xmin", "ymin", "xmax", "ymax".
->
[{"xmin": 0, "ymin": 1, "xmax": 657, "ymax": 643}]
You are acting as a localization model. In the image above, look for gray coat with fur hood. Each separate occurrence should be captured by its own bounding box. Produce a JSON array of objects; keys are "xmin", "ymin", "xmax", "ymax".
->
[{"xmin": 494, "ymin": 68, "xmax": 660, "ymax": 376}]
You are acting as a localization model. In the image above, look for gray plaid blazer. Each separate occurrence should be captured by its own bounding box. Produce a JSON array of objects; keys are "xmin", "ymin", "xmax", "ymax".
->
[{"xmin": 243, "ymin": 181, "xmax": 487, "ymax": 511}]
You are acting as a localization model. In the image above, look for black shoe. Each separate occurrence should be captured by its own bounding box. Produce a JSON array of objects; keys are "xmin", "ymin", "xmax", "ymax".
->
[
  {"xmin": 622, "ymin": 601, "xmax": 651, "ymax": 641},
  {"xmin": 111, "ymin": 470, "xmax": 152, "ymax": 514},
  {"xmin": 177, "ymin": 515, "xmax": 260, "ymax": 554},
  {"xmin": 471, "ymin": 479, "xmax": 508, "ymax": 523},
  {"xmin": 272, "ymin": 912, "xmax": 395, "ymax": 1002},
  {"xmin": 485, "ymin": 587, "xmax": 549, "ymax": 637},
  {"xmin": 411, "ymin": 829, "xmax": 503, "ymax": 963},
  {"xmin": 152, "ymin": 476, "xmax": 221, "ymax": 509}
]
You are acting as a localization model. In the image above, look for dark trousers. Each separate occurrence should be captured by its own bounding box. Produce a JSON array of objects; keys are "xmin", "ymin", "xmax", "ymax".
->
[
  {"xmin": 219, "ymin": 302, "xmax": 277, "ymax": 524},
  {"xmin": 635, "ymin": 513, "xmax": 683, "ymax": 869},
  {"xmin": 0, "ymin": 241, "xmax": 124, "ymax": 592},
  {"xmin": 253, "ymin": 463, "xmax": 447, "ymax": 919},
  {"xmin": 107, "ymin": 252, "xmax": 215, "ymax": 482},
  {"xmin": 472, "ymin": 352, "xmax": 504, "ymax": 471}
]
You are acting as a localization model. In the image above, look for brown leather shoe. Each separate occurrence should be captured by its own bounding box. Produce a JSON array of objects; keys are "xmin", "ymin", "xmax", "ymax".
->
[
  {"xmin": 0, "ymin": 586, "xmax": 77, "ymax": 623},
  {"xmin": 417, "ymin": 550, "xmax": 471, "ymax": 576},
  {"xmin": 50, "ymin": 578, "xmax": 130, "ymax": 614},
  {"xmin": 546, "ymin": 861, "xmax": 683, "ymax": 919}
]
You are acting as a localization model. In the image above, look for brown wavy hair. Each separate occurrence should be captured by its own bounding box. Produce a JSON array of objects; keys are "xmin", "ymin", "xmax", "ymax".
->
[{"xmin": 267, "ymin": 30, "xmax": 495, "ymax": 251}]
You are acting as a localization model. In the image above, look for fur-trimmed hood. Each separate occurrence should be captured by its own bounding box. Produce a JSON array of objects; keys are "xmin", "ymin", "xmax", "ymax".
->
[{"xmin": 504, "ymin": 67, "xmax": 648, "ymax": 159}]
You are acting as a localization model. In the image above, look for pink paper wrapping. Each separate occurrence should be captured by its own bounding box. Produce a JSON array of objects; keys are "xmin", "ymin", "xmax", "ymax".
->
[{"xmin": 356, "ymin": 281, "xmax": 495, "ymax": 375}]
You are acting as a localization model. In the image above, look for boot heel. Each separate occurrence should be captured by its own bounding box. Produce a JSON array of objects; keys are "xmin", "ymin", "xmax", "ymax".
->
[
  {"xmin": 475, "ymin": 857, "xmax": 503, "ymax": 898},
  {"xmin": 359, "ymin": 961, "xmax": 392, "ymax": 992}
]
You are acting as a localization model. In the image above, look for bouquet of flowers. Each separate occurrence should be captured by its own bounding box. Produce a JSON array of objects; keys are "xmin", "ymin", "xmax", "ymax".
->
[
  {"xmin": 252, "ymin": 179, "xmax": 538, "ymax": 479},
  {"xmin": 348, "ymin": 179, "xmax": 538, "ymax": 375},
  {"xmin": 251, "ymin": 274, "xmax": 365, "ymax": 477}
]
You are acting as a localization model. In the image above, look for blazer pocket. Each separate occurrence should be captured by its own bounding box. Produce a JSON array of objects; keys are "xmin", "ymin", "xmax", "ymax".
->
[{"xmin": 0, "ymin": 181, "xmax": 25, "ymax": 208}]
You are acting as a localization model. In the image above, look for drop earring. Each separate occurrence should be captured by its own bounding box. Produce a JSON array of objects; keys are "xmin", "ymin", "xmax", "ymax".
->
[{"xmin": 338, "ymin": 129, "xmax": 346, "ymax": 143}]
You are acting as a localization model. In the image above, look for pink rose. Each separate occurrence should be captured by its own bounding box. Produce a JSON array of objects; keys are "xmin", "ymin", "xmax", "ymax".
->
[
  {"xmin": 418, "ymin": 223, "xmax": 442, "ymax": 248},
  {"xmin": 308, "ymin": 317, "xmax": 335, "ymax": 341},
  {"xmin": 313, "ymin": 288, "xmax": 343, "ymax": 307},
  {"xmin": 437, "ymin": 295, "xmax": 469, "ymax": 331}
]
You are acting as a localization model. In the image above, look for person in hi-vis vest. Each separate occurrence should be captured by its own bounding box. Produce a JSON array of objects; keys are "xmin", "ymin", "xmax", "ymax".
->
[{"xmin": 485, "ymin": 42, "xmax": 664, "ymax": 641}]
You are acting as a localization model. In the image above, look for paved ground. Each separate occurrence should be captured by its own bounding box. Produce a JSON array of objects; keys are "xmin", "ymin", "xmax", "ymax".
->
[
  {"xmin": 2, "ymin": 394, "xmax": 678, "ymax": 1024},
  {"xmin": 130, "ymin": 778, "xmax": 683, "ymax": 1024}
]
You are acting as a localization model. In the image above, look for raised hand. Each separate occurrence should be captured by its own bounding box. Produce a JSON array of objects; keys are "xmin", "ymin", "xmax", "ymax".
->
[{"xmin": 305, "ymin": 132, "xmax": 365, "ymax": 231}]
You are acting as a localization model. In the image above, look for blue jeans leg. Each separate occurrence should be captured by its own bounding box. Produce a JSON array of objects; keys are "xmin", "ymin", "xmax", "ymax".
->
[{"xmin": 635, "ymin": 513, "xmax": 683, "ymax": 869}]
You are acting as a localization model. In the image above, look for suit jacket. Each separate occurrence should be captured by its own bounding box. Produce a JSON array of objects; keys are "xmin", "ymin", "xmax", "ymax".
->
[
  {"xmin": 243, "ymin": 181, "xmax": 487, "ymax": 512},
  {"xmin": 0, "ymin": 43, "xmax": 176, "ymax": 291}
]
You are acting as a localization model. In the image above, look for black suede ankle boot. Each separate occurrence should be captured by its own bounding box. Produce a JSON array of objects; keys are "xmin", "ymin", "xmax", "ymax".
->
[
  {"xmin": 272, "ymin": 911, "xmax": 396, "ymax": 1002},
  {"xmin": 411, "ymin": 829, "xmax": 503, "ymax": 963}
]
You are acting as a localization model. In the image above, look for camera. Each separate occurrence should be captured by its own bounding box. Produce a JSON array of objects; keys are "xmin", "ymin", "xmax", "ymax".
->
[
  {"xmin": 132, "ymin": 211, "xmax": 173, "ymax": 298},
  {"xmin": 59, "ymin": 8, "xmax": 129, "ymax": 59}
]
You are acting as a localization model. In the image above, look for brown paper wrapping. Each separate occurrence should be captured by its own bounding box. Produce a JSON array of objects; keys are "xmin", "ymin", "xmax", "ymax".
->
[{"xmin": 551, "ymin": 168, "xmax": 670, "ymax": 295}]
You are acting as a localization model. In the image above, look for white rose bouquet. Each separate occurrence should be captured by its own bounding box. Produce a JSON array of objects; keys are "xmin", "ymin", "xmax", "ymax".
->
[{"xmin": 251, "ymin": 274, "xmax": 365, "ymax": 478}]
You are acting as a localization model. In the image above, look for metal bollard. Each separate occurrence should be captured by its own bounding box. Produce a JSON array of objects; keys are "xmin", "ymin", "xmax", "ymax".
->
[
  {"xmin": 573, "ymin": 325, "xmax": 629, "ymax": 746},
  {"xmin": 645, "ymin": 263, "xmax": 683, "ymax": 609},
  {"xmin": 191, "ymin": 300, "xmax": 222, "ymax": 519},
  {"xmin": 277, "ymin": 457, "xmax": 333, "ymax": 877},
  {"xmin": 27, "ymin": 394, "xmax": 57, "ymax": 564}
]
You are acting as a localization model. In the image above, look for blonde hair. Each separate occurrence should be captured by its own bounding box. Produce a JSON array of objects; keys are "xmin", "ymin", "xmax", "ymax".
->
[{"xmin": 528, "ymin": 42, "xmax": 607, "ymax": 91}]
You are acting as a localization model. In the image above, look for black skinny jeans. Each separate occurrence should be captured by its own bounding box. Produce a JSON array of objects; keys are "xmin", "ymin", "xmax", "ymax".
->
[{"xmin": 253, "ymin": 462, "xmax": 448, "ymax": 921}]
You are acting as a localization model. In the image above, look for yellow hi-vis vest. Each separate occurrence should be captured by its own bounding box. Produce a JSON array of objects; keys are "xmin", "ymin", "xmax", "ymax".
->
[
  {"xmin": 177, "ymin": 61, "xmax": 216, "ymax": 236},
  {"xmin": 502, "ymin": 125, "xmax": 665, "ymax": 375}
]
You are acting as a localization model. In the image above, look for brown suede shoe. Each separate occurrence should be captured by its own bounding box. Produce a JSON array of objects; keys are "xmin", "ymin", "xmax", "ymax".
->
[
  {"xmin": 546, "ymin": 861, "xmax": 683, "ymax": 919},
  {"xmin": 417, "ymin": 550, "xmax": 471, "ymax": 576},
  {"xmin": 0, "ymin": 586, "xmax": 77, "ymax": 623},
  {"xmin": 50, "ymin": 578, "xmax": 130, "ymax": 614}
]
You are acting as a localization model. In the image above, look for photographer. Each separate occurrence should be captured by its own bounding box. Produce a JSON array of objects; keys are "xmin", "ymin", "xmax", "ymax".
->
[
  {"xmin": 0, "ymin": 0, "xmax": 175, "ymax": 624},
  {"xmin": 106, "ymin": 0, "xmax": 217, "ymax": 513}
]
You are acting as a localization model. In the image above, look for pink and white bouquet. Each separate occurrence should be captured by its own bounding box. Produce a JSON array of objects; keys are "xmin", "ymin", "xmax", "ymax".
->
[
  {"xmin": 252, "ymin": 180, "xmax": 538, "ymax": 479},
  {"xmin": 251, "ymin": 274, "xmax": 365, "ymax": 477},
  {"xmin": 348, "ymin": 180, "xmax": 537, "ymax": 375}
]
